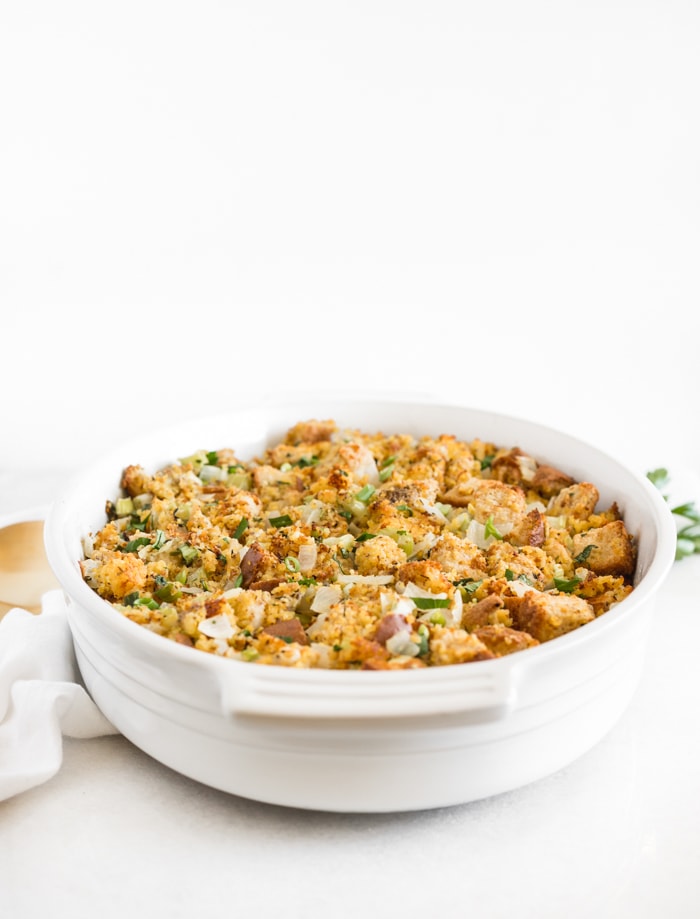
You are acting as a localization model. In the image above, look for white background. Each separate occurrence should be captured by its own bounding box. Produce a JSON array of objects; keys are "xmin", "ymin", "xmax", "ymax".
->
[
  {"xmin": 1, "ymin": 0, "xmax": 699, "ymax": 482},
  {"xmin": 1, "ymin": 4, "xmax": 700, "ymax": 919}
]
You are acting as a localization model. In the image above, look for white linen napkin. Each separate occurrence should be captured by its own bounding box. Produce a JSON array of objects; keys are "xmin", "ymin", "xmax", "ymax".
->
[{"xmin": 0, "ymin": 589, "xmax": 117, "ymax": 802}]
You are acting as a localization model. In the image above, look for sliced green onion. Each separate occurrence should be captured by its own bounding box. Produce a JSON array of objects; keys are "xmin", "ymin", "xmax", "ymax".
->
[
  {"xmin": 356, "ymin": 532, "xmax": 377, "ymax": 543},
  {"xmin": 295, "ymin": 455, "xmax": 319, "ymax": 468},
  {"xmin": 430, "ymin": 611, "xmax": 446, "ymax": 625},
  {"xmin": 134, "ymin": 596, "xmax": 161, "ymax": 610},
  {"xmin": 233, "ymin": 517, "xmax": 248, "ymax": 540},
  {"xmin": 180, "ymin": 544, "xmax": 200, "ymax": 565},
  {"xmin": 379, "ymin": 456, "xmax": 396, "ymax": 482},
  {"xmin": 227, "ymin": 471, "xmax": 252, "ymax": 489},
  {"xmin": 153, "ymin": 582, "xmax": 182, "ymax": 603},
  {"xmin": 179, "ymin": 452, "xmax": 205, "ymax": 471},
  {"xmin": 280, "ymin": 462, "xmax": 292, "ymax": 472},
  {"xmin": 417, "ymin": 624, "xmax": 430, "ymax": 656},
  {"xmin": 396, "ymin": 504, "xmax": 413, "ymax": 517},
  {"xmin": 356, "ymin": 484, "xmax": 376, "ymax": 504},
  {"xmin": 233, "ymin": 573, "xmax": 243, "ymax": 588},
  {"xmin": 484, "ymin": 516, "xmax": 503, "ymax": 541},
  {"xmin": 123, "ymin": 591, "xmax": 140, "ymax": 606},
  {"xmin": 480, "ymin": 454, "xmax": 495, "ymax": 470},
  {"xmin": 270, "ymin": 514, "xmax": 293, "ymax": 528},
  {"xmin": 115, "ymin": 497, "xmax": 135, "ymax": 517},
  {"xmin": 152, "ymin": 530, "xmax": 166, "ymax": 550},
  {"xmin": 206, "ymin": 450, "xmax": 219, "ymax": 465},
  {"xmin": 284, "ymin": 556, "xmax": 301, "ymax": 572}
]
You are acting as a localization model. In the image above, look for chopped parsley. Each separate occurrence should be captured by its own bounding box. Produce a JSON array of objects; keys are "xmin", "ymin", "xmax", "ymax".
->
[
  {"xmin": 553, "ymin": 576, "xmax": 581, "ymax": 593},
  {"xmin": 411, "ymin": 597, "xmax": 451, "ymax": 610},
  {"xmin": 122, "ymin": 536, "xmax": 151, "ymax": 553},
  {"xmin": 574, "ymin": 544, "xmax": 597, "ymax": 564}
]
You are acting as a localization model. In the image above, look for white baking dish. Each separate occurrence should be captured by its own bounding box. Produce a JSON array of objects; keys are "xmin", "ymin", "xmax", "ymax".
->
[{"xmin": 44, "ymin": 398, "xmax": 676, "ymax": 812}]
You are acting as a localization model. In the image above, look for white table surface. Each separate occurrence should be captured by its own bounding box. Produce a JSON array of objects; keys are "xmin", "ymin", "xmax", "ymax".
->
[{"xmin": 1, "ymin": 2, "xmax": 699, "ymax": 916}]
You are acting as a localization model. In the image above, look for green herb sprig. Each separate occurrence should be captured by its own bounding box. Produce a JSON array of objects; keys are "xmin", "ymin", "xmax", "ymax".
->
[{"xmin": 647, "ymin": 467, "xmax": 700, "ymax": 561}]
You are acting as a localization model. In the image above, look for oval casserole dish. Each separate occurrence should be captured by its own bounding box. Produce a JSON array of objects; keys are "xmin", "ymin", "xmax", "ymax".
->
[{"xmin": 44, "ymin": 399, "xmax": 676, "ymax": 813}]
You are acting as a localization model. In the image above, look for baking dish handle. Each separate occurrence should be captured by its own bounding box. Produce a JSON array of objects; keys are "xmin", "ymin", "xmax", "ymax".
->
[{"xmin": 220, "ymin": 663, "xmax": 516, "ymax": 720}]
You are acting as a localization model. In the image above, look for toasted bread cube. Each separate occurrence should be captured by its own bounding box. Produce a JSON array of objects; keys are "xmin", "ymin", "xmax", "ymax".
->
[
  {"xmin": 531, "ymin": 464, "xmax": 575, "ymax": 497},
  {"xmin": 354, "ymin": 534, "xmax": 406, "ymax": 575},
  {"xmin": 572, "ymin": 520, "xmax": 635, "ymax": 577},
  {"xmin": 429, "ymin": 531, "xmax": 488, "ymax": 581},
  {"xmin": 547, "ymin": 482, "xmax": 599, "ymax": 519},
  {"xmin": 512, "ymin": 590, "xmax": 595, "ymax": 642},
  {"xmin": 472, "ymin": 624, "xmax": 539, "ymax": 656},
  {"xmin": 429, "ymin": 627, "xmax": 495, "ymax": 665},
  {"xmin": 461, "ymin": 595, "xmax": 511, "ymax": 630}
]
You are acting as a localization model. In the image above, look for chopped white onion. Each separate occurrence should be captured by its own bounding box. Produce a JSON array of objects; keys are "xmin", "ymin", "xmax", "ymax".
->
[
  {"xmin": 419, "ymin": 498, "xmax": 449, "ymax": 522},
  {"xmin": 386, "ymin": 631, "xmax": 419, "ymax": 657},
  {"xmin": 352, "ymin": 445, "xmax": 380, "ymax": 485},
  {"xmin": 409, "ymin": 532, "xmax": 438, "ymax": 559},
  {"xmin": 199, "ymin": 464, "xmax": 227, "ymax": 483},
  {"xmin": 446, "ymin": 587, "xmax": 463, "ymax": 627},
  {"xmin": 299, "ymin": 502, "xmax": 323, "ymax": 525},
  {"xmin": 323, "ymin": 534, "xmax": 355, "ymax": 551},
  {"xmin": 198, "ymin": 613, "xmax": 235, "ymax": 640},
  {"xmin": 515, "ymin": 455, "xmax": 537, "ymax": 482},
  {"xmin": 221, "ymin": 587, "xmax": 243, "ymax": 600},
  {"xmin": 465, "ymin": 519, "xmax": 487, "ymax": 548},
  {"xmin": 380, "ymin": 591, "xmax": 414, "ymax": 617},
  {"xmin": 464, "ymin": 519, "xmax": 512, "ymax": 548},
  {"xmin": 297, "ymin": 542, "xmax": 318, "ymax": 573},
  {"xmin": 310, "ymin": 585, "xmax": 342, "ymax": 613},
  {"xmin": 247, "ymin": 599, "xmax": 266, "ymax": 632},
  {"xmin": 310, "ymin": 642, "xmax": 333, "ymax": 668},
  {"xmin": 306, "ymin": 610, "xmax": 330, "ymax": 637},
  {"xmin": 403, "ymin": 581, "xmax": 447, "ymax": 600}
]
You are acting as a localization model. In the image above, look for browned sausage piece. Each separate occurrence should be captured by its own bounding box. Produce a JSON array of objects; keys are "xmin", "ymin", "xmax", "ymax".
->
[
  {"xmin": 373, "ymin": 613, "xmax": 409, "ymax": 646},
  {"xmin": 262, "ymin": 618, "xmax": 309, "ymax": 645},
  {"xmin": 239, "ymin": 542, "xmax": 266, "ymax": 589}
]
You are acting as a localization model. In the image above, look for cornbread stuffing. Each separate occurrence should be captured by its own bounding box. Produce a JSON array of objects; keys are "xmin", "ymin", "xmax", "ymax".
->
[{"xmin": 80, "ymin": 420, "xmax": 637, "ymax": 669}]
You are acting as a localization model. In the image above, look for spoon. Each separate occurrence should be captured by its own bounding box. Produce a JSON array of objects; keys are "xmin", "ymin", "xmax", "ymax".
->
[{"xmin": 0, "ymin": 520, "xmax": 60, "ymax": 619}]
